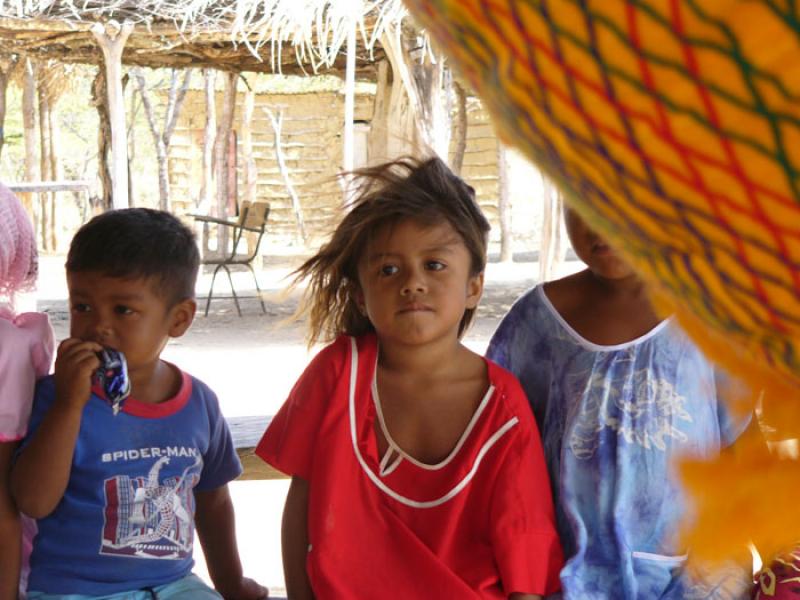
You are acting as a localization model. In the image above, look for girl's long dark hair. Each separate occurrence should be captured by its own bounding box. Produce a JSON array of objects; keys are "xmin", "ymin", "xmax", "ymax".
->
[{"xmin": 292, "ymin": 156, "xmax": 490, "ymax": 347}]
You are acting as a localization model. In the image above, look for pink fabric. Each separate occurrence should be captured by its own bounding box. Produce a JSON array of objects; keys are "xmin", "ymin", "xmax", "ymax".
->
[
  {"xmin": 0, "ymin": 182, "xmax": 37, "ymax": 305},
  {"xmin": 0, "ymin": 305, "xmax": 52, "ymax": 598},
  {"xmin": 0, "ymin": 307, "xmax": 54, "ymax": 441}
]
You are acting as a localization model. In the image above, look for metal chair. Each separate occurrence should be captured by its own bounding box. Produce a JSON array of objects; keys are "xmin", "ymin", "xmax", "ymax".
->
[{"xmin": 192, "ymin": 201, "xmax": 270, "ymax": 317}]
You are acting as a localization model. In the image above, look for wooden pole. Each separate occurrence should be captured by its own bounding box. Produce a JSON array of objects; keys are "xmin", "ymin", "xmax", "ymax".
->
[
  {"xmin": 367, "ymin": 59, "xmax": 390, "ymax": 164},
  {"xmin": 497, "ymin": 144, "xmax": 512, "ymax": 263},
  {"xmin": 539, "ymin": 174, "xmax": 565, "ymax": 281},
  {"xmin": 450, "ymin": 82, "xmax": 468, "ymax": 176},
  {"xmin": 37, "ymin": 82, "xmax": 51, "ymax": 251},
  {"xmin": 127, "ymin": 79, "xmax": 138, "ymax": 204},
  {"xmin": 91, "ymin": 68, "xmax": 113, "ymax": 211},
  {"xmin": 47, "ymin": 94, "xmax": 61, "ymax": 251},
  {"xmin": 21, "ymin": 58, "xmax": 38, "ymax": 215},
  {"xmin": 215, "ymin": 71, "xmax": 237, "ymax": 218},
  {"xmin": 200, "ymin": 69, "xmax": 216, "ymax": 213},
  {"xmin": 213, "ymin": 71, "xmax": 237, "ymax": 252},
  {"xmin": 342, "ymin": 17, "xmax": 357, "ymax": 203},
  {"xmin": 91, "ymin": 20, "xmax": 133, "ymax": 210},
  {"xmin": 0, "ymin": 55, "xmax": 18, "ymax": 161},
  {"xmin": 242, "ymin": 85, "xmax": 258, "ymax": 206}
]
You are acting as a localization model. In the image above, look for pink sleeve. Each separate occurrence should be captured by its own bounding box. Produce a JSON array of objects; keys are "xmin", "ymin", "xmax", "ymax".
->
[
  {"xmin": 490, "ymin": 381, "xmax": 564, "ymax": 596},
  {"xmin": 0, "ymin": 313, "xmax": 53, "ymax": 442},
  {"xmin": 255, "ymin": 337, "xmax": 346, "ymax": 480},
  {"xmin": 0, "ymin": 358, "xmax": 35, "ymax": 441},
  {"xmin": 18, "ymin": 312, "xmax": 55, "ymax": 377}
]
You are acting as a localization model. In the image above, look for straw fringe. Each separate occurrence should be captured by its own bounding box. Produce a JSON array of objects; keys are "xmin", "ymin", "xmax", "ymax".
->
[{"xmin": 0, "ymin": 0, "xmax": 407, "ymax": 68}]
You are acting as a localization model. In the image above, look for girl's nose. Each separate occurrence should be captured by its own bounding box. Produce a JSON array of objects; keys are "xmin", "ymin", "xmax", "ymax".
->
[{"xmin": 401, "ymin": 269, "xmax": 427, "ymax": 295}]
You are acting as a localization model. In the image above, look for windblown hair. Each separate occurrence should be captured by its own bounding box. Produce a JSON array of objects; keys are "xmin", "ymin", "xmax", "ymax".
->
[
  {"xmin": 294, "ymin": 156, "xmax": 490, "ymax": 346},
  {"xmin": 66, "ymin": 208, "xmax": 199, "ymax": 305}
]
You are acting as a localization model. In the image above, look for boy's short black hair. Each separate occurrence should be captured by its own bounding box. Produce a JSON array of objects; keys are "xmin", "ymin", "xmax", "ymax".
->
[{"xmin": 66, "ymin": 208, "xmax": 199, "ymax": 305}]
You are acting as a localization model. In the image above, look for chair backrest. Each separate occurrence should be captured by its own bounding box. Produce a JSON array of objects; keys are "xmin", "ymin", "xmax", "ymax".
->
[{"xmin": 239, "ymin": 201, "xmax": 270, "ymax": 232}]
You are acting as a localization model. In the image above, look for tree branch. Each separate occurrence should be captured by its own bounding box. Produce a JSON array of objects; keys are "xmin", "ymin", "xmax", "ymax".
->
[{"xmin": 163, "ymin": 68, "xmax": 192, "ymax": 146}]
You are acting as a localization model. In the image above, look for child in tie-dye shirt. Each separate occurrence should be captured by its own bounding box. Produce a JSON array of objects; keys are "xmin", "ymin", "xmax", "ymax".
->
[{"xmin": 487, "ymin": 208, "xmax": 753, "ymax": 599}]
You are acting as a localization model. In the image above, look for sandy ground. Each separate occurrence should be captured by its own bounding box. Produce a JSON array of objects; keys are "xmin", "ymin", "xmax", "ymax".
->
[{"xmin": 30, "ymin": 252, "xmax": 580, "ymax": 597}]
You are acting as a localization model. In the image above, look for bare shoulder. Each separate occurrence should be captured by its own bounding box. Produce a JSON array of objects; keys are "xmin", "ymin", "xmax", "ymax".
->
[
  {"xmin": 542, "ymin": 269, "xmax": 591, "ymax": 314},
  {"xmin": 455, "ymin": 344, "xmax": 489, "ymax": 385}
]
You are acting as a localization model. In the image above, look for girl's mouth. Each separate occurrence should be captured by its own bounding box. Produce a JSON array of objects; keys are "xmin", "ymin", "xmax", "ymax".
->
[{"xmin": 398, "ymin": 302, "xmax": 432, "ymax": 313}]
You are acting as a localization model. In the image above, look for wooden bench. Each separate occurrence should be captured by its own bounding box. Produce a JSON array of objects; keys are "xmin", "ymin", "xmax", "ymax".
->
[{"xmin": 227, "ymin": 415, "xmax": 288, "ymax": 480}]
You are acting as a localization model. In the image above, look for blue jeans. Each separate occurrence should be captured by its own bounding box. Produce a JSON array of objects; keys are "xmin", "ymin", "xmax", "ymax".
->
[{"xmin": 26, "ymin": 573, "xmax": 222, "ymax": 600}]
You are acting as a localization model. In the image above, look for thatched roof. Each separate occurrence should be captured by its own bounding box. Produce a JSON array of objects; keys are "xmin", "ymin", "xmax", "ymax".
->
[{"xmin": 0, "ymin": 1, "xmax": 409, "ymax": 76}]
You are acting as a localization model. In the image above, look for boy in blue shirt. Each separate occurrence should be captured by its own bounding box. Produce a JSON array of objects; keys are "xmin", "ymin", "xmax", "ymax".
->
[{"xmin": 12, "ymin": 209, "xmax": 267, "ymax": 599}]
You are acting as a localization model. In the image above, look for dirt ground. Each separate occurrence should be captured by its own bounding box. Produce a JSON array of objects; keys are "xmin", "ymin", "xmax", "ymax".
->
[{"xmin": 31, "ymin": 252, "xmax": 579, "ymax": 596}]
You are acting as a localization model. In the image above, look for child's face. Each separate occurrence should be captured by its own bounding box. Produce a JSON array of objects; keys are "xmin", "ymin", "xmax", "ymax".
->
[
  {"xmin": 564, "ymin": 208, "xmax": 635, "ymax": 280},
  {"xmin": 355, "ymin": 219, "xmax": 483, "ymax": 348},
  {"xmin": 67, "ymin": 271, "xmax": 195, "ymax": 377}
]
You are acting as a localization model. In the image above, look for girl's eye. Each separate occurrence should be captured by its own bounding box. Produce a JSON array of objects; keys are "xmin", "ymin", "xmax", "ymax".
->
[
  {"xmin": 380, "ymin": 265, "xmax": 399, "ymax": 277},
  {"xmin": 72, "ymin": 303, "xmax": 90, "ymax": 313},
  {"xmin": 426, "ymin": 261, "xmax": 446, "ymax": 271},
  {"xmin": 115, "ymin": 305, "xmax": 134, "ymax": 315}
]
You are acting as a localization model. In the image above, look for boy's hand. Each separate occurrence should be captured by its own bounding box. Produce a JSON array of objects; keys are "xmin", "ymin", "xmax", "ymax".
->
[
  {"xmin": 54, "ymin": 338, "xmax": 103, "ymax": 410},
  {"xmin": 219, "ymin": 576, "xmax": 269, "ymax": 599}
]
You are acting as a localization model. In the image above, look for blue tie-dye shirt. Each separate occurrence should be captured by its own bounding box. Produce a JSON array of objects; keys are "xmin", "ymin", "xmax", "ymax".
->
[{"xmin": 486, "ymin": 285, "xmax": 751, "ymax": 600}]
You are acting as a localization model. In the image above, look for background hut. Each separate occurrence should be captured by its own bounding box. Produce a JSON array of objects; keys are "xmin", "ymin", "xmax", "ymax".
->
[
  {"xmin": 167, "ymin": 74, "xmax": 504, "ymax": 245},
  {"xmin": 0, "ymin": 0, "xmax": 563, "ymax": 274}
]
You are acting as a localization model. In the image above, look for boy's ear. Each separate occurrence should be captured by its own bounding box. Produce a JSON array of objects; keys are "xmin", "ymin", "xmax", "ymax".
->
[
  {"xmin": 465, "ymin": 271, "xmax": 484, "ymax": 310},
  {"xmin": 169, "ymin": 298, "xmax": 197, "ymax": 338}
]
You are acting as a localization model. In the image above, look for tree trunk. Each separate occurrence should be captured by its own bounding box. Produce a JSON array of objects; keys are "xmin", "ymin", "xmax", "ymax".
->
[
  {"xmin": 134, "ymin": 72, "xmax": 170, "ymax": 211},
  {"xmin": 91, "ymin": 21, "xmax": 133, "ymax": 209},
  {"xmin": 342, "ymin": 17, "xmax": 357, "ymax": 203},
  {"xmin": 155, "ymin": 139, "xmax": 169, "ymax": 211},
  {"xmin": 127, "ymin": 83, "xmax": 138, "ymax": 205},
  {"xmin": 450, "ymin": 82, "xmax": 468, "ymax": 175},
  {"xmin": 22, "ymin": 59, "xmax": 38, "ymax": 215},
  {"xmin": 0, "ymin": 56, "xmax": 18, "ymax": 161},
  {"xmin": 200, "ymin": 69, "xmax": 216, "ymax": 213},
  {"xmin": 47, "ymin": 96, "xmax": 62, "ymax": 251},
  {"xmin": 134, "ymin": 68, "xmax": 192, "ymax": 212},
  {"xmin": 264, "ymin": 107, "xmax": 306, "ymax": 244},
  {"xmin": 92, "ymin": 67, "xmax": 113, "ymax": 210},
  {"xmin": 367, "ymin": 59, "xmax": 391, "ymax": 164},
  {"xmin": 37, "ymin": 85, "xmax": 52, "ymax": 252},
  {"xmin": 414, "ymin": 56, "xmax": 451, "ymax": 159},
  {"xmin": 214, "ymin": 71, "xmax": 237, "ymax": 252},
  {"xmin": 134, "ymin": 69, "xmax": 169, "ymax": 211},
  {"xmin": 539, "ymin": 174, "xmax": 565, "ymax": 281},
  {"xmin": 242, "ymin": 86, "xmax": 258, "ymax": 206},
  {"xmin": 497, "ymin": 144, "xmax": 512, "ymax": 263}
]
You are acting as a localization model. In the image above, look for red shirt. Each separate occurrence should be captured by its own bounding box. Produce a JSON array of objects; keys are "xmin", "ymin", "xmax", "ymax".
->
[{"xmin": 257, "ymin": 334, "xmax": 563, "ymax": 598}]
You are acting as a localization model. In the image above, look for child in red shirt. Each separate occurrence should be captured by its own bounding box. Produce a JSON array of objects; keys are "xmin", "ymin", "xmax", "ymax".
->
[{"xmin": 257, "ymin": 157, "xmax": 563, "ymax": 599}]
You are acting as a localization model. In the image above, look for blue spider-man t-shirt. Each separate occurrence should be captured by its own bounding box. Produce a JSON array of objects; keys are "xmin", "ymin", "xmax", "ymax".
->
[
  {"xmin": 22, "ymin": 370, "xmax": 241, "ymax": 595},
  {"xmin": 486, "ymin": 285, "xmax": 751, "ymax": 599}
]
